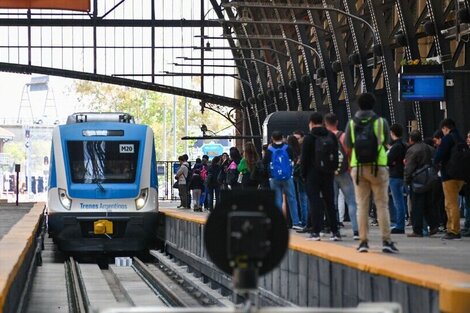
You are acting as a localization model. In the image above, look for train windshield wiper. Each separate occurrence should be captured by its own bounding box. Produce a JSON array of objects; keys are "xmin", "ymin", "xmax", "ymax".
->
[{"xmin": 96, "ymin": 180, "xmax": 105, "ymax": 192}]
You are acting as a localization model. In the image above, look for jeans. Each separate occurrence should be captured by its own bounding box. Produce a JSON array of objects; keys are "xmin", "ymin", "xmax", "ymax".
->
[
  {"xmin": 295, "ymin": 177, "xmax": 309, "ymax": 226},
  {"xmin": 389, "ymin": 178, "xmax": 406, "ymax": 230},
  {"xmin": 207, "ymin": 186, "xmax": 220, "ymax": 211},
  {"xmin": 334, "ymin": 171, "xmax": 358, "ymax": 232},
  {"xmin": 305, "ymin": 171, "xmax": 338, "ymax": 234},
  {"xmin": 270, "ymin": 178, "xmax": 300, "ymax": 226},
  {"xmin": 465, "ymin": 185, "xmax": 470, "ymax": 229}
]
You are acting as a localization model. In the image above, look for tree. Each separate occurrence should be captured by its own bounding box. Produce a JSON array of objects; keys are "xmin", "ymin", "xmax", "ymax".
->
[{"xmin": 72, "ymin": 81, "xmax": 234, "ymax": 160}]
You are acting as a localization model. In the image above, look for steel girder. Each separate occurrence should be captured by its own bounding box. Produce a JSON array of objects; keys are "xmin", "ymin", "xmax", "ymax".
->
[{"xmin": 0, "ymin": 62, "xmax": 240, "ymax": 107}]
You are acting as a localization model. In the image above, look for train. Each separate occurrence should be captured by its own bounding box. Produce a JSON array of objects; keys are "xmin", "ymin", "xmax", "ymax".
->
[{"xmin": 47, "ymin": 112, "xmax": 158, "ymax": 254}]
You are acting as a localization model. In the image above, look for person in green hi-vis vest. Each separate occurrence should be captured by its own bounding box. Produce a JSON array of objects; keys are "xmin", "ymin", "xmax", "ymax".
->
[{"xmin": 344, "ymin": 93, "xmax": 398, "ymax": 254}]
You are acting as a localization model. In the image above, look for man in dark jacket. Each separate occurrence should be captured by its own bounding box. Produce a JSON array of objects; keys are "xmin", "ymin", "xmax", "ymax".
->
[
  {"xmin": 434, "ymin": 118, "xmax": 466, "ymax": 240},
  {"xmin": 301, "ymin": 112, "xmax": 341, "ymax": 241},
  {"xmin": 387, "ymin": 124, "xmax": 407, "ymax": 234},
  {"xmin": 404, "ymin": 130, "xmax": 438, "ymax": 237}
]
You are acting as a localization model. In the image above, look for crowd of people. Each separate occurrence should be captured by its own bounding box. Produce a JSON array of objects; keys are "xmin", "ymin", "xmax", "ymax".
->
[{"xmin": 174, "ymin": 92, "xmax": 470, "ymax": 253}]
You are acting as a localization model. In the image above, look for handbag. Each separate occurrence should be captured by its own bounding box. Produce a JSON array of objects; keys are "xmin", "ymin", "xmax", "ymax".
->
[
  {"xmin": 411, "ymin": 164, "xmax": 438, "ymax": 194},
  {"xmin": 172, "ymin": 181, "xmax": 179, "ymax": 189}
]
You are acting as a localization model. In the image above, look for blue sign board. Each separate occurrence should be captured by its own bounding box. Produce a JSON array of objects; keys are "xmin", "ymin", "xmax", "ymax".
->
[{"xmin": 201, "ymin": 144, "xmax": 224, "ymax": 159}]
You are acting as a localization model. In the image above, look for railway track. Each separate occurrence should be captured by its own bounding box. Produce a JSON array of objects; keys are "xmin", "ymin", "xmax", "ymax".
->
[{"xmin": 23, "ymin": 236, "xmax": 234, "ymax": 313}]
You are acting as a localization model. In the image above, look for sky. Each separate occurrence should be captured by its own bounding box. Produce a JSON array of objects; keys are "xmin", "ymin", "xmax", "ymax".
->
[
  {"xmin": 0, "ymin": 72, "xmax": 81, "ymax": 124},
  {"xmin": 0, "ymin": 0, "xmax": 235, "ymax": 117}
]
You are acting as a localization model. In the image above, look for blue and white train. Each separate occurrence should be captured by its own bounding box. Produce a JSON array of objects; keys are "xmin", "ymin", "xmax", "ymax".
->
[{"xmin": 47, "ymin": 112, "xmax": 158, "ymax": 253}]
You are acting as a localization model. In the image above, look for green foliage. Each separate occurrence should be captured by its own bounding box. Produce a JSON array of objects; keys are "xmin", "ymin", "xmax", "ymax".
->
[
  {"xmin": 4, "ymin": 142, "xmax": 26, "ymax": 164},
  {"xmin": 72, "ymin": 81, "xmax": 233, "ymax": 160}
]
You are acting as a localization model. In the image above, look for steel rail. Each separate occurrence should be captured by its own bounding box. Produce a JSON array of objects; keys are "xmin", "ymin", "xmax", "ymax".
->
[{"xmin": 65, "ymin": 257, "xmax": 90, "ymax": 313}]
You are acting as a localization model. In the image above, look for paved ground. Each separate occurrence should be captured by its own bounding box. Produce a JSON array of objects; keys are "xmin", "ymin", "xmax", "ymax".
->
[
  {"xmin": 159, "ymin": 200, "xmax": 470, "ymax": 274},
  {"xmin": 0, "ymin": 202, "xmax": 35, "ymax": 240}
]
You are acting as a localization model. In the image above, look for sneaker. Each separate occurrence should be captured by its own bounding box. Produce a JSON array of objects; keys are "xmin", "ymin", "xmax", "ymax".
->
[
  {"xmin": 292, "ymin": 225, "xmax": 303, "ymax": 231},
  {"xmin": 338, "ymin": 222, "xmax": 345, "ymax": 228},
  {"xmin": 353, "ymin": 231, "xmax": 360, "ymax": 241},
  {"xmin": 330, "ymin": 232, "xmax": 342, "ymax": 241},
  {"xmin": 429, "ymin": 227, "xmax": 439, "ymax": 236},
  {"xmin": 382, "ymin": 240, "xmax": 399, "ymax": 253},
  {"xmin": 407, "ymin": 232, "xmax": 423, "ymax": 238},
  {"xmin": 307, "ymin": 233, "xmax": 320, "ymax": 241},
  {"xmin": 296, "ymin": 227, "xmax": 311, "ymax": 233},
  {"xmin": 441, "ymin": 232, "xmax": 462, "ymax": 240},
  {"xmin": 391, "ymin": 228, "xmax": 405, "ymax": 234},
  {"xmin": 357, "ymin": 241, "xmax": 369, "ymax": 253},
  {"xmin": 370, "ymin": 219, "xmax": 379, "ymax": 227},
  {"xmin": 462, "ymin": 229, "xmax": 470, "ymax": 237}
]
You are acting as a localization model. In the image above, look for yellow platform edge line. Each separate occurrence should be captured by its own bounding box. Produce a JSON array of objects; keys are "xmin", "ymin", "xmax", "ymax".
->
[
  {"xmin": 160, "ymin": 209, "xmax": 470, "ymax": 313},
  {"xmin": 0, "ymin": 202, "xmax": 45, "ymax": 313}
]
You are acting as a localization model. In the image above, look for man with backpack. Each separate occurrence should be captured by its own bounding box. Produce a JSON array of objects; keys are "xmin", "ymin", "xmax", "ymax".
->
[
  {"xmin": 325, "ymin": 113, "xmax": 359, "ymax": 240},
  {"xmin": 301, "ymin": 112, "xmax": 341, "ymax": 241},
  {"xmin": 434, "ymin": 118, "xmax": 469, "ymax": 240},
  {"xmin": 263, "ymin": 131, "xmax": 302, "ymax": 230},
  {"xmin": 344, "ymin": 93, "xmax": 398, "ymax": 253}
]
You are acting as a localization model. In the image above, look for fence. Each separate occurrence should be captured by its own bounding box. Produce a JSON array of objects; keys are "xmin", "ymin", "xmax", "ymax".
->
[{"xmin": 157, "ymin": 161, "xmax": 179, "ymax": 201}]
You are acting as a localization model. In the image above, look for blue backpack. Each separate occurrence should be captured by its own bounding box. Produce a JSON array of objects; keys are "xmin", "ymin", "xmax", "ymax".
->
[{"xmin": 268, "ymin": 145, "xmax": 293, "ymax": 180}]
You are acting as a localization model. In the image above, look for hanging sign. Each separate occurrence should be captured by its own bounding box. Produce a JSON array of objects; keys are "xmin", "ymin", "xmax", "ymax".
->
[{"xmin": 0, "ymin": 0, "xmax": 90, "ymax": 11}]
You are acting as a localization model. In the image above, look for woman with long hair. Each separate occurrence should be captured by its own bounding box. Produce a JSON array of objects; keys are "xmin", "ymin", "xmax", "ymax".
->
[{"xmin": 237, "ymin": 142, "xmax": 260, "ymax": 189}]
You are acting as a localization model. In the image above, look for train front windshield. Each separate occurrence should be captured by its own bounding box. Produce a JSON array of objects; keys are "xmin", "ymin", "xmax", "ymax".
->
[{"xmin": 67, "ymin": 141, "xmax": 140, "ymax": 184}]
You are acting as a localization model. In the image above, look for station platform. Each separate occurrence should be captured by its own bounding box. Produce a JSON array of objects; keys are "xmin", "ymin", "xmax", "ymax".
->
[
  {"xmin": 158, "ymin": 201, "xmax": 470, "ymax": 313},
  {"xmin": 0, "ymin": 202, "xmax": 36, "ymax": 240},
  {"xmin": 0, "ymin": 202, "xmax": 44, "ymax": 313}
]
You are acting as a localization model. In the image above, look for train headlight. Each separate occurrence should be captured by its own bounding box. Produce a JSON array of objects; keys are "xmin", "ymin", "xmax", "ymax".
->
[
  {"xmin": 58, "ymin": 188, "xmax": 72, "ymax": 210},
  {"xmin": 135, "ymin": 188, "xmax": 148, "ymax": 210}
]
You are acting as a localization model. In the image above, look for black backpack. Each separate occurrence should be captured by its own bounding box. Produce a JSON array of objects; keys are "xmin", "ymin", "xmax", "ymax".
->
[
  {"xmin": 335, "ymin": 131, "xmax": 348, "ymax": 175},
  {"xmin": 313, "ymin": 132, "xmax": 338, "ymax": 173},
  {"xmin": 352, "ymin": 116, "xmax": 379, "ymax": 164},
  {"xmin": 446, "ymin": 134, "xmax": 470, "ymax": 182}
]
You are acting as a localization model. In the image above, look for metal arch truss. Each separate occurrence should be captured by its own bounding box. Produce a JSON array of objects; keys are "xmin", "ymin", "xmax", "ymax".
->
[
  {"xmin": 1, "ymin": 0, "xmax": 468, "ymax": 137},
  {"xmin": 0, "ymin": 0, "xmax": 241, "ymax": 109},
  {"xmin": 217, "ymin": 0, "xmax": 468, "ymax": 136}
]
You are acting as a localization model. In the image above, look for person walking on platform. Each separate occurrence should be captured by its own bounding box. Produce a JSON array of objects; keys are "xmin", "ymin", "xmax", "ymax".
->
[
  {"xmin": 324, "ymin": 113, "xmax": 359, "ymax": 240},
  {"xmin": 404, "ymin": 130, "xmax": 438, "ymax": 237},
  {"xmin": 344, "ymin": 93, "xmax": 398, "ymax": 253},
  {"xmin": 263, "ymin": 131, "xmax": 302, "ymax": 230},
  {"xmin": 301, "ymin": 112, "xmax": 341, "ymax": 241},
  {"xmin": 387, "ymin": 124, "xmax": 407, "ymax": 234},
  {"xmin": 175, "ymin": 155, "xmax": 189, "ymax": 209},
  {"xmin": 434, "ymin": 118, "xmax": 468, "ymax": 240}
]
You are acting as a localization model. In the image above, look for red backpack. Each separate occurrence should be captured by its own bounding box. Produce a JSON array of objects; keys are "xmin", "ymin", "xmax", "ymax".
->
[{"xmin": 200, "ymin": 166, "xmax": 208, "ymax": 181}]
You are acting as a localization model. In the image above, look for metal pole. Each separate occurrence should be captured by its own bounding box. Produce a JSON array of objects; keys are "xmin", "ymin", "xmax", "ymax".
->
[
  {"xmin": 15, "ymin": 167, "xmax": 19, "ymax": 206},
  {"xmin": 163, "ymin": 101, "xmax": 167, "ymax": 161},
  {"xmin": 185, "ymin": 97, "xmax": 188, "ymax": 154},
  {"xmin": 200, "ymin": 0, "xmax": 205, "ymax": 96},
  {"xmin": 173, "ymin": 95, "xmax": 177, "ymax": 159}
]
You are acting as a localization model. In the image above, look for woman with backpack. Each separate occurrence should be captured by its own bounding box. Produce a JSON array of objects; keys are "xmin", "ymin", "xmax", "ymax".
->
[
  {"xmin": 226, "ymin": 147, "xmax": 242, "ymax": 189},
  {"xmin": 237, "ymin": 142, "xmax": 260, "ymax": 189}
]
